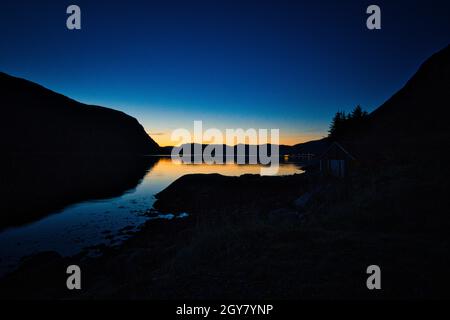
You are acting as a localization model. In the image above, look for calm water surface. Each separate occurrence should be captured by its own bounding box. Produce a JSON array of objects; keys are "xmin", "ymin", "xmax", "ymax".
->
[{"xmin": 0, "ymin": 157, "xmax": 303, "ymax": 275}]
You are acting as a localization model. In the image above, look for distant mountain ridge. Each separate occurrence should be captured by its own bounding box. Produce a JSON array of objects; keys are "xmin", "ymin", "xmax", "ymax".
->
[
  {"xmin": 0, "ymin": 72, "xmax": 160, "ymax": 155},
  {"xmin": 161, "ymin": 142, "xmax": 328, "ymax": 158}
]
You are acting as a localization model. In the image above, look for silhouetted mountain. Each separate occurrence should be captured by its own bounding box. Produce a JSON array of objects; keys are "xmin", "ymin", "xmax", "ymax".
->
[
  {"xmin": 0, "ymin": 72, "xmax": 160, "ymax": 154},
  {"xmin": 369, "ymin": 45, "xmax": 450, "ymax": 137},
  {"xmin": 161, "ymin": 142, "xmax": 329, "ymax": 158},
  {"xmin": 291, "ymin": 139, "xmax": 330, "ymax": 156},
  {"xmin": 326, "ymin": 45, "xmax": 450, "ymax": 161},
  {"xmin": 159, "ymin": 146, "xmax": 175, "ymax": 155}
]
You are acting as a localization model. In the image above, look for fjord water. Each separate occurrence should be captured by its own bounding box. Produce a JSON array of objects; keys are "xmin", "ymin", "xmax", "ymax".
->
[{"xmin": 0, "ymin": 156, "xmax": 303, "ymax": 275}]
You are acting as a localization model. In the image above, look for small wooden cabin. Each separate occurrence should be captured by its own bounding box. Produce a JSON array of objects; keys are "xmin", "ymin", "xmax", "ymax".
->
[{"xmin": 319, "ymin": 142, "xmax": 356, "ymax": 178}]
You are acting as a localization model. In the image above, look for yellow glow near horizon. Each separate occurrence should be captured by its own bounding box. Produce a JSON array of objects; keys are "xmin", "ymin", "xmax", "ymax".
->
[
  {"xmin": 148, "ymin": 131, "xmax": 326, "ymax": 147},
  {"xmin": 147, "ymin": 157, "xmax": 304, "ymax": 177}
]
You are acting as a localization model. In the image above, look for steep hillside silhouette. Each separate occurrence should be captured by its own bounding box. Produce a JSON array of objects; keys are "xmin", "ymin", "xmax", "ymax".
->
[
  {"xmin": 0, "ymin": 72, "xmax": 160, "ymax": 154},
  {"xmin": 370, "ymin": 45, "xmax": 450, "ymax": 137},
  {"xmin": 325, "ymin": 45, "xmax": 450, "ymax": 161}
]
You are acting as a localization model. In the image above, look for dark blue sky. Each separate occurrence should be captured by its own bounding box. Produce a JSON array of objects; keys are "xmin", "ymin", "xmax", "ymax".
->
[{"xmin": 1, "ymin": 0, "xmax": 449, "ymax": 145}]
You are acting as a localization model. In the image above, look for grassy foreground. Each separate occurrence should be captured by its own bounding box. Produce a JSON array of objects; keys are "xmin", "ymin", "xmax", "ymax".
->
[{"xmin": 1, "ymin": 159, "xmax": 449, "ymax": 299}]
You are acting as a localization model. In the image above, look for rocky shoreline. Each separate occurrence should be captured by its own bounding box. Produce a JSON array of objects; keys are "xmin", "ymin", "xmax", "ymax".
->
[{"xmin": 1, "ymin": 167, "xmax": 450, "ymax": 299}]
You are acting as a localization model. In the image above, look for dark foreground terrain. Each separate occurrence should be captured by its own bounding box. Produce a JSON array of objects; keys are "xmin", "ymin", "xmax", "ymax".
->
[{"xmin": 1, "ymin": 157, "xmax": 449, "ymax": 299}]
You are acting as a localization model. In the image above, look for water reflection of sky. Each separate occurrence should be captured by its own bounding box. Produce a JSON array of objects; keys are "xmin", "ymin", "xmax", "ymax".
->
[{"xmin": 0, "ymin": 157, "xmax": 303, "ymax": 275}]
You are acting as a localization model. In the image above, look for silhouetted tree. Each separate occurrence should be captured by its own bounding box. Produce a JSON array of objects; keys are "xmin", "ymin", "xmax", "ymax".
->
[
  {"xmin": 351, "ymin": 105, "xmax": 364, "ymax": 119},
  {"xmin": 329, "ymin": 105, "xmax": 369, "ymax": 139},
  {"xmin": 329, "ymin": 111, "xmax": 346, "ymax": 137}
]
